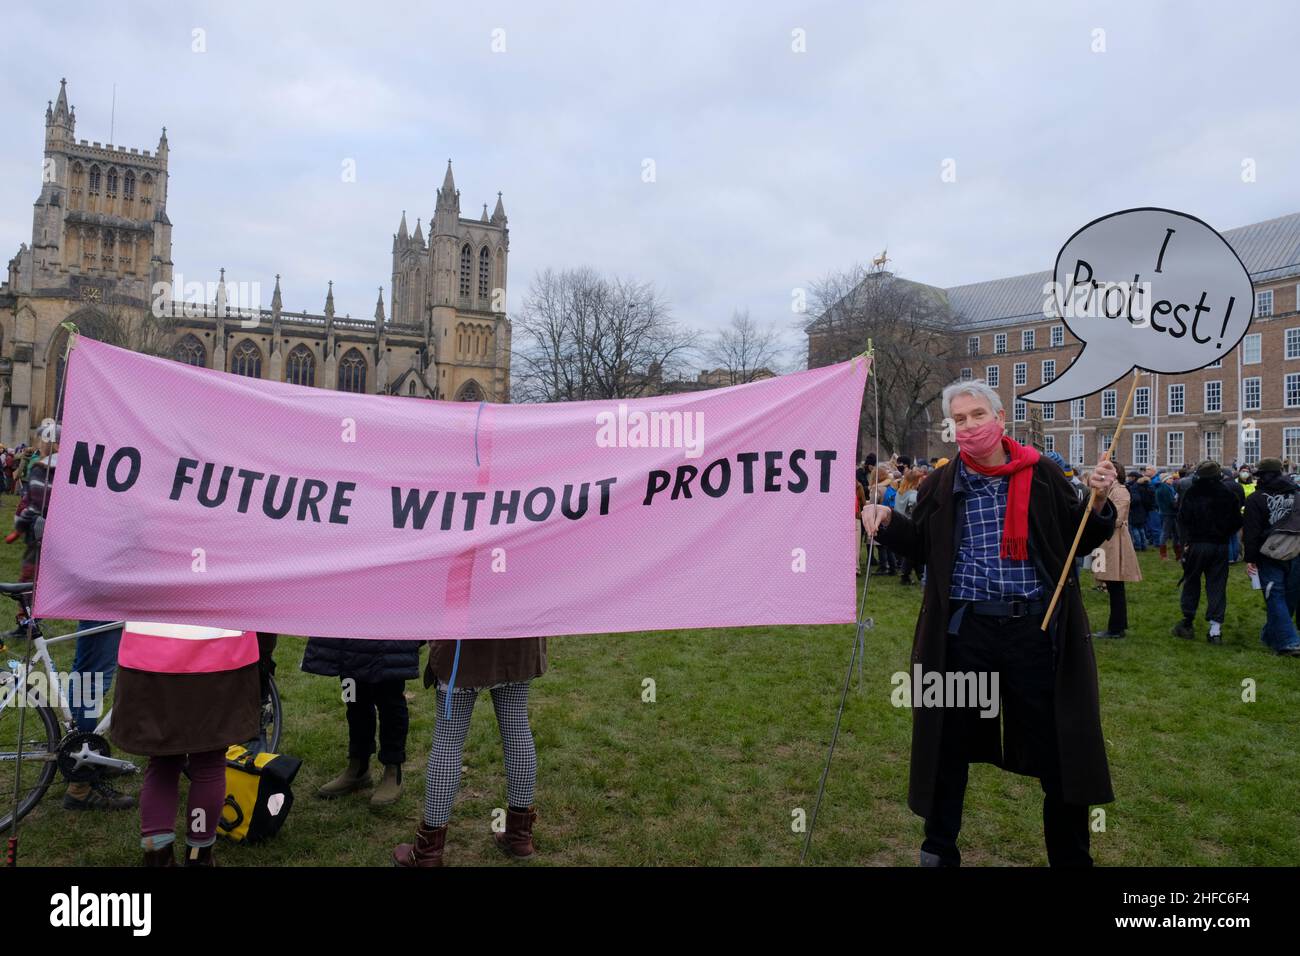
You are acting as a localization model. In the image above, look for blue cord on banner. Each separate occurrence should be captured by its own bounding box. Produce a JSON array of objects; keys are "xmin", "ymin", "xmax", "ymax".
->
[{"xmin": 445, "ymin": 639, "xmax": 462, "ymax": 718}]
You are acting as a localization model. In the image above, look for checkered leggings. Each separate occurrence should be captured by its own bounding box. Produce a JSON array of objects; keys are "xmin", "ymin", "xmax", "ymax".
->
[{"xmin": 422, "ymin": 680, "xmax": 537, "ymax": 827}]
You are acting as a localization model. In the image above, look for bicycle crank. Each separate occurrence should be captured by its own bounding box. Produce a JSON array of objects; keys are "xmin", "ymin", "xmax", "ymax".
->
[{"xmin": 56, "ymin": 731, "xmax": 131, "ymax": 782}]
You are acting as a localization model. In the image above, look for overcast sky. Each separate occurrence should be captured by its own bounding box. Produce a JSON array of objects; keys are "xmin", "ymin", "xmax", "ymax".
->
[{"xmin": 2, "ymin": 1, "xmax": 1297, "ymax": 371}]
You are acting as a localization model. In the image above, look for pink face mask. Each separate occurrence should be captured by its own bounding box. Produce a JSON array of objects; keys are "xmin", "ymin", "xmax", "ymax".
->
[{"xmin": 956, "ymin": 417, "xmax": 1005, "ymax": 459}]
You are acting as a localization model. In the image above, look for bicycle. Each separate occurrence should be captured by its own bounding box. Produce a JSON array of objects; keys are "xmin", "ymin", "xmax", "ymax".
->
[{"xmin": 0, "ymin": 582, "xmax": 282, "ymax": 834}]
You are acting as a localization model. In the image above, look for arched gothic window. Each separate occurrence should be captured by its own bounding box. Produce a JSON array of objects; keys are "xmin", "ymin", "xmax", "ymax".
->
[
  {"xmin": 286, "ymin": 344, "xmax": 315, "ymax": 386},
  {"xmin": 106, "ymin": 168, "xmax": 118, "ymax": 195},
  {"xmin": 455, "ymin": 379, "xmax": 485, "ymax": 402},
  {"xmin": 338, "ymin": 348, "xmax": 367, "ymax": 393},
  {"xmin": 88, "ymin": 166, "xmax": 101, "ymax": 192},
  {"xmin": 459, "ymin": 244, "xmax": 472, "ymax": 298},
  {"xmin": 231, "ymin": 339, "xmax": 263, "ymax": 378},
  {"xmin": 124, "ymin": 171, "xmax": 135, "ymax": 199},
  {"xmin": 173, "ymin": 334, "xmax": 206, "ymax": 367},
  {"xmin": 478, "ymin": 246, "xmax": 490, "ymax": 300}
]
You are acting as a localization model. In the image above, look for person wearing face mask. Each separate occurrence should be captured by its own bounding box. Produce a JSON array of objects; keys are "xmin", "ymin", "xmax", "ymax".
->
[{"xmin": 861, "ymin": 378, "xmax": 1118, "ymax": 867}]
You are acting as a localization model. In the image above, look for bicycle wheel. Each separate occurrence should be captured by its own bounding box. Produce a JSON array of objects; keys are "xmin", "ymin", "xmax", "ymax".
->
[
  {"xmin": 0, "ymin": 681, "xmax": 61, "ymax": 834},
  {"xmin": 260, "ymin": 674, "xmax": 282, "ymax": 753}
]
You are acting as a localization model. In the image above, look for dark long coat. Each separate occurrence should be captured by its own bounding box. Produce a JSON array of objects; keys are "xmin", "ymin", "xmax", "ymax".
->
[
  {"xmin": 878, "ymin": 458, "xmax": 1118, "ymax": 816},
  {"xmin": 301, "ymin": 636, "xmax": 421, "ymax": 684}
]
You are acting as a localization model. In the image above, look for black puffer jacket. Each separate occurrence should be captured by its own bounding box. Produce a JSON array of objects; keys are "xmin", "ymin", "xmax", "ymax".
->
[
  {"xmin": 1243, "ymin": 474, "xmax": 1300, "ymax": 563},
  {"xmin": 1177, "ymin": 475, "xmax": 1243, "ymax": 544},
  {"xmin": 301, "ymin": 636, "xmax": 421, "ymax": 684}
]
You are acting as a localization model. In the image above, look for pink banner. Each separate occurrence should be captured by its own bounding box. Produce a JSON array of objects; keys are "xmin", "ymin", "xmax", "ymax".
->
[{"xmin": 34, "ymin": 337, "xmax": 868, "ymax": 640}]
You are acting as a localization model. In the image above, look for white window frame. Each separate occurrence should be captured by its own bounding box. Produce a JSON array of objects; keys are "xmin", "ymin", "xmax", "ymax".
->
[
  {"xmin": 1022, "ymin": 329, "xmax": 1035, "ymax": 351},
  {"xmin": 1041, "ymin": 402, "xmax": 1055, "ymax": 421},
  {"xmin": 1168, "ymin": 383, "xmax": 1185, "ymax": 415},
  {"xmin": 1042, "ymin": 359, "xmax": 1055, "ymax": 383},
  {"xmin": 1287, "ymin": 327, "xmax": 1300, "ymax": 360},
  {"xmin": 1167, "ymin": 431, "xmax": 1184, "ymax": 467},
  {"xmin": 967, "ymin": 335, "xmax": 980, "ymax": 357},
  {"xmin": 1098, "ymin": 432, "xmax": 1112, "ymax": 458},
  {"xmin": 1132, "ymin": 432, "xmax": 1150, "ymax": 467},
  {"xmin": 1204, "ymin": 431, "xmax": 1223, "ymax": 463},
  {"xmin": 1069, "ymin": 432, "xmax": 1085, "ymax": 465},
  {"xmin": 1242, "ymin": 333, "xmax": 1262, "ymax": 365},
  {"xmin": 985, "ymin": 365, "xmax": 999, "ymax": 387},
  {"xmin": 1244, "ymin": 376, "xmax": 1261, "ymax": 411},
  {"xmin": 1204, "ymin": 380, "xmax": 1222, "ymax": 413},
  {"xmin": 1043, "ymin": 434, "xmax": 1055, "ymax": 452},
  {"xmin": 1013, "ymin": 362, "xmax": 1027, "ymax": 386},
  {"xmin": 1256, "ymin": 289, "xmax": 1274, "ymax": 317},
  {"xmin": 1243, "ymin": 429, "xmax": 1261, "ymax": 466},
  {"xmin": 1286, "ymin": 372, "xmax": 1300, "ymax": 409},
  {"xmin": 994, "ymin": 333, "xmax": 1007, "ymax": 354},
  {"xmin": 1050, "ymin": 324, "xmax": 1064, "ymax": 347},
  {"xmin": 1070, "ymin": 398, "xmax": 1085, "ymax": 419},
  {"xmin": 1284, "ymin": 426, "xmax": 1300, "ymax": 465},
  {"xmin": 1013, "ymin": 399, "xmax": 1027, "ymax": 422},
  {"xmin": 1102, "ymin": 388, "xmax": 1117, "ymax": 418},
  {"xmin": 1134, "ymin": 386, "xmax": 1150, "ymax": 417},
  {"xmin": 960, "ymin": 367, "xmax": 973, "ymax": 381}
]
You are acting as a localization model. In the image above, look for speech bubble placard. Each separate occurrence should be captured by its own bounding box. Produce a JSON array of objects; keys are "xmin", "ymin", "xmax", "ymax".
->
[{"xmin": 1022, "ymin": 207, "xmax": 1254, "ymax": 403}]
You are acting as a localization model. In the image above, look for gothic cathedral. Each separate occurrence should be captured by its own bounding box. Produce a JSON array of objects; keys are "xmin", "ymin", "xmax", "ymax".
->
[{"xmin": 0, "ymin": 80, "xmax": 512, "ymax": 447}]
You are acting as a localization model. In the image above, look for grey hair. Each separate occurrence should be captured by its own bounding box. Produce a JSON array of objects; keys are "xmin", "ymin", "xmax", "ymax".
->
[{"xmin": 942, "ymin": 378, "xmax": 1003, "ymax": 418}]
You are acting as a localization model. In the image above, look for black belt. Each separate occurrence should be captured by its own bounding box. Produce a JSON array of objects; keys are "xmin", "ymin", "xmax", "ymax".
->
[{"xmin": 963, "ymin": 598, "xmax": 1045, "ymax": 619}]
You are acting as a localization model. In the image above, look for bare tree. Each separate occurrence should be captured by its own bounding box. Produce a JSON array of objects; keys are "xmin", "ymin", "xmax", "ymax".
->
[
  {"xmin": 802, "ymin": 263, "xmax": 958, "ymax": 458},
  {"xmin": 512, "ymin": 268, "xmax": 698, "ymax": 402},
  {"xmin": 703, "ymin": 309, "xmax": 784, "ymax": 385},
  {"xmin": 94, "ymin": 300, "xmax": 180, "ymax": 357}
]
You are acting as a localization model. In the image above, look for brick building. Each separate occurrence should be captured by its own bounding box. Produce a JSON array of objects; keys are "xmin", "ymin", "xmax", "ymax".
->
[{"xmin": 809, "ymin": 211, "xmax": 1300, "ymax": 470}]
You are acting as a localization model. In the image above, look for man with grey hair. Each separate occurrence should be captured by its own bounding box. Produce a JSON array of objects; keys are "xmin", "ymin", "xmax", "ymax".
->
[{"xmin": 863, "ymin": 377, "xmax": 1119, "ymax": 866}]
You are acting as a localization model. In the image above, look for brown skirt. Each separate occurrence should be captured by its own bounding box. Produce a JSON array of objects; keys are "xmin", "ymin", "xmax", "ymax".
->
[{"xmin": 110, "ymin": 663, "xmax": 261, "ymax": 757}]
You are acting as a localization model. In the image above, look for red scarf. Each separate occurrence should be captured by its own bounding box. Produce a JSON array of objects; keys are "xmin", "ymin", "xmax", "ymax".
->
[{"xmin": 959, "ymin": 435, "xmax": 1039, "ymax": 561}]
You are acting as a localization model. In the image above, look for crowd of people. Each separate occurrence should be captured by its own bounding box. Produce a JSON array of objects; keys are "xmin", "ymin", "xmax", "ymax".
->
[{"xmin": 856, "ymin": 432, "xmax": 1300, "ymax": 657}]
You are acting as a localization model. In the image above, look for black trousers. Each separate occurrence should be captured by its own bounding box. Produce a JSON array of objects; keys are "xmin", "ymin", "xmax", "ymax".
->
[
  {"xmin": 921, "ymin": 610, "xmax": 1092, "ymax": 866},
  {"xmin": 345, "ymin": 678, "xmax": 410, "ymax": 765},
  {"xmin": 1180, "ymin": 542, "xmax": 1229, "ymax": 624},
  {"xmin": 1107, "ymin": 582, "xmax": 1127, "ymax": 633}
]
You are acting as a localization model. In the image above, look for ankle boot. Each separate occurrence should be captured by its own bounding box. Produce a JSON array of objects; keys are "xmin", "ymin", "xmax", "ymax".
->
[
  {"xmin": 183, "ymin": 843, "xmax": 216, "ymax": 867},
  {"xmin": 371, "ymin": 764, "xmax": 402, "ymax": 807},
  {"xmin": 316, "ymin": 757, "xmax": 371, "ymax": 798},
  {"xmin": 1159, "ymin": 544, "xmax": 1168, "ymax": 560},
  {"xmin": 143, "ymin": 845, "xmax": 175, "ymax": 867},
  {"xmin": 393, "ymin": 822, "xmax": 447, "ymax": 867},
  {"xmin": 1174, "ymin": 544, "xmax": 1183, "ymax": 561},
  {"xmin": 494, "ymin": 807, "xmax": 537, "ymax": 859}
]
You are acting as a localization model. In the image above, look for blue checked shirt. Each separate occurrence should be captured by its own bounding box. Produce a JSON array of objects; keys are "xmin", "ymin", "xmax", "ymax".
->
[{"xmin": 950, "ymin": 456, "xmax": 1045, "ymax": 601}]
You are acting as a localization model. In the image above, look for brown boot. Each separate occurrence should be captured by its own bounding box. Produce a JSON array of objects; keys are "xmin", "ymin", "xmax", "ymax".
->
[
  {"xmin": 370, "ymin": 764, "xmax": 402, "ymax": 807},
  {"xmin": 142, "ymin": 845, "xmax": 175, "ymax": 867},
  {"xmin": 316, "ymin": 757, "xmax": 372, "ymax": 799},
  {"xmin": 393, "ymin": 822, "xmax": 447, "ymax": 867},
  {"xmin": 494, "ymin": 807, "xmax": 537, "ymax": 859},
  {"xmin": 1159, "ymin": 544, "xmax": 1168, "ymax": 560},
  {"xmin": 183, "ymin": 843, "xmax": 216, "ymax": 867}
]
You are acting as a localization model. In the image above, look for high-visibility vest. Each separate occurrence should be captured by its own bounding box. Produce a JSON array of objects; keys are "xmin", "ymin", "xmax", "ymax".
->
[{"xmin": 117, "ymin": 622, "xmax": 259, "ymax": 675}]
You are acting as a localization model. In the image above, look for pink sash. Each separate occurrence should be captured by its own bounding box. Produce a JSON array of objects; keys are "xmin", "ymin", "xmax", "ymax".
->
[{"xmin": 117, "ymin": 622, "xmax": 259, "ymax": 675}]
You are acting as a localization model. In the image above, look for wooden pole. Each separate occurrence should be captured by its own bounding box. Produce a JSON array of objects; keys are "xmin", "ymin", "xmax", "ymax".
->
[{"xmin": 1040, "ymin": 369, "xmax": 1142, "ymax": 631}]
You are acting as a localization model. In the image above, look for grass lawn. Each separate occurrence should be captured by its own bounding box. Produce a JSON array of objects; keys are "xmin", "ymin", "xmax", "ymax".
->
[{"xmin": 4, "ymin": 498, "xmax": 1297, "ymax": 867}]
